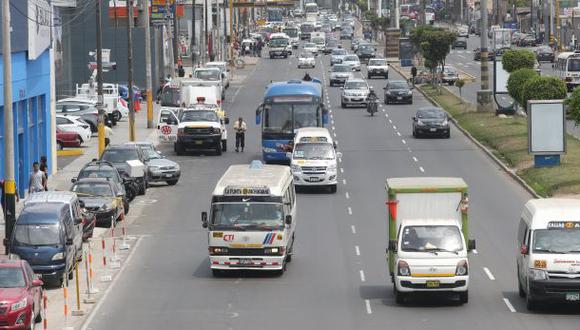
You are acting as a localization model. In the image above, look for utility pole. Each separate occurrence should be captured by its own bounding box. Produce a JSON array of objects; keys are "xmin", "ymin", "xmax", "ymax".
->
[
  {"xmin": 477, "ymin": 0, "xmax": 493, "ymax": 112},
  {"xmin": 205, "ymin": 0, "xmax": 209, "ymax": 62},
  {"xmin": 223, "ymin": 0, "xmax": 227, "ymax": 61},
  {"xmin": 96, "ymin": 0, "xmax": 106, "ymax": 156},
  {"xmin": 143, "ymin": 0, "xmax": 154, "ymax": 129},
  {"xmin": 229, "ymin": 0, "xmax": 233, "ymax": 60},
  {"xmin": 2, "ymin": 0, "xmax": 16, "ymax": 252},
  {"xmin": 173, "ymin": 1, "xmax": 179, "ymax": 66},
  {"xmin": 555, "ymin": 0, "xmax": 561, "ymax": 51},
  {"xmin": 460, "ymin": 0, "xmax": 463, "ymax": 25},
  {"xmin": 192, "ymin": 0, "xmax": 196, "ymax": 67},
  {"xmin": 127, "ymin": 0, "xmax": 136, "ymax": 141}
]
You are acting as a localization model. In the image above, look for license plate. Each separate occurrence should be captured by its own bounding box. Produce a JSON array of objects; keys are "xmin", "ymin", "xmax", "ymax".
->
[
  {"xmin": 194, "ymin": 140, "xmax": 203, "ymax": 145},
  {"xmin": 426, "ymin": 280, "xmax": 440, "ymax": 288},
  {"xmin": 430, "ymin": 128, "xmax": 437, "ymax": 132},
  {"xmin": 239, "ymin": 258, "xmax": 253, "ymax": 265},
  {"xmin": 165, "ymin": 174, "xmax": 173, "ymax": 178},
  {"xmin": 309, "ymin": 177, "xmax": 321, "ymax": 182},
  {"xmin": 566, "ymin": 293, "xmax": 580, "ymax": 301},
  {"xmin": 397, "ymin": 97, "xmax": 402, "ymax": 100}
]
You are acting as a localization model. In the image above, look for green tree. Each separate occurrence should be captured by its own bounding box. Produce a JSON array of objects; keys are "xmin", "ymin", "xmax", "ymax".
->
[
  {"xmin": 521, "ymin": 76, "xmax": 567, "ymax": 111},
  {"xmin": 564, "ymin": 87, "xmax": 580, "ymax": 125},
  {"xmin": 501, "ymin": 49, "xmax": 536, "ymax": 73},
  {"xmin": 506, "ymin": 68, "xmax": 537, "ymax": 107},
  {"xmin": 412, "ymin": 28, "xmax": 456, "ymax": 83}
]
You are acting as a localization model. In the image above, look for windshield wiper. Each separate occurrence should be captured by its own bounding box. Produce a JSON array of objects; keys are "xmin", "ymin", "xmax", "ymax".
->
[
  {"xmin": 424, "ymin": 248, "xmax": 459, "ymax": 255},
  {"xmin": 75, "ymin": 192, "xmax": 97, "ymax": 197}
]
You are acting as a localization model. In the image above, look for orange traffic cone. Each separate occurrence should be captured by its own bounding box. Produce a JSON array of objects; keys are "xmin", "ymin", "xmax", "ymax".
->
[{"xmin": 134, "ymin": 100, "xmax": 141, "ymax": 112}]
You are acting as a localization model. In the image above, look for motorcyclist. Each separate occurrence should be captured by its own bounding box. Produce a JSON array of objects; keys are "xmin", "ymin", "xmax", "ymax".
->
[
  {"xmin": 367, "ymin": 87, "xmax": 378, "ymax": 115},
  {"xmin": 303, "ymin": 72, "xmax": 312, "ymax": 81}
]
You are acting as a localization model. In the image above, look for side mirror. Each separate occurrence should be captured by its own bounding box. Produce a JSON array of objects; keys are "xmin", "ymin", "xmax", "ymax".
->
[
  {"xmin": 66, "ymin": 238, "xmax": 74, "ymax": 245},
  {"xmin": 388, "ymin": 239, "xmax": 397, "ymax": 252},
  {"xmin": 71, "ymin": 177, "xmax": 77, "ymax": 183},
  {"xmin": 468, "ymin": 239, "xmax": 476, "ymax": 251},
  {"xmin": 412, "ymin": 116, "xmax": 416, "ymax": 121},
  {"xmin": 335, "ymin": 151, "xmax": 343, "ymax": 158},
  {"xmin": 286, "ymin": 152, "xmax": 293, "ymax": 159},
  {"xmin": 79, "ymin": 200, "xmax": 85, "ymax": 208},
  {"xmin": 224, "ymin": 117, "xmax": 230, "ymax": 125},
  {"xmin": 201, "ymin": 212, "xmax": 208, "ymax": 228},
  {"xmin": 520, "ymin": 244, "xmax": 528, "ymax": 255},
  {"xmin": 285, "ymin": 215, "xmax": 293, "ymax": 225},
  {"xmin": 32, "ymin": 278, "xmax": 43, "ymax": 287}
]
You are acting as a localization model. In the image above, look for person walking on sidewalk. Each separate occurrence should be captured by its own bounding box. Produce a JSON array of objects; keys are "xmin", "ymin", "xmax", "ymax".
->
[
  {"xmin": 234, "ymin": 117, "xmax": 247, "ymax": 152},
  {"xmin": 28, "ymin": 162, "xmax": 46, "ymax": 194},
  {"xmin": 39, "ymin": 156, "xmax": 49, "ymax": 191}
]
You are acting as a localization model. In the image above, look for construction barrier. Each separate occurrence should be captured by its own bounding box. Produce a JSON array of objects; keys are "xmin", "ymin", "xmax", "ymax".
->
[{"xmin": 42, "ymin": 293, "xmax": 47, "ymax": 330}]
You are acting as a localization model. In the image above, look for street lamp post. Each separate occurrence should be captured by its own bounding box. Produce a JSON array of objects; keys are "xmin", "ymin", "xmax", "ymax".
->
[{"xmin": 477, "ymin": 0, "xmax": 493, "ymax": 112}]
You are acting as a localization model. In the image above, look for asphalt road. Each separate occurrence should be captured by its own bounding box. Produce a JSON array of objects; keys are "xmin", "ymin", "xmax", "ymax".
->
[{"xmin": 83, "ymin": 42, "xmax": 580, "ymax": 330}]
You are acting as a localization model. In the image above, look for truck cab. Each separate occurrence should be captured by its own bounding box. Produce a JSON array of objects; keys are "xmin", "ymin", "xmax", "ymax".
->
[{"xmin": 174, "ymin": 105, "xmax": 229, "ymax": 155}]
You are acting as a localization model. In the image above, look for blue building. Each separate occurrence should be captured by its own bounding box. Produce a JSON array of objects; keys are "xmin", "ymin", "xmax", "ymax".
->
[{"xmin": 0, "ymin": 0, "xmax": 53, "ymax": 197}]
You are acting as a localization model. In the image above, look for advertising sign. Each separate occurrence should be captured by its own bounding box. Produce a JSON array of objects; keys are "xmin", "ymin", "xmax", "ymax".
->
[
  {"xmin": 527, "ymin": 100, "xmax": 566, "ymax": 155},
  {"xmin": 493, "ymin": 59, "xmax": 509, "ymax": 94},
  {"xmin": 28, "ymin": 0, "xmax": 52, "ymax": 60}
]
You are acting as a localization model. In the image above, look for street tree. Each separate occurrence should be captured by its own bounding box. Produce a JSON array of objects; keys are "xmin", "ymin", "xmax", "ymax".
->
[
  {"xmin": 506, "ymin": 68, "xmax": 537, "ymax": 108},
  {"xmin": 410, "ymin": 26, "xmax": 456, "ymax": 85},
  {"xmin": 501, "ymin": 49, "xmax": 536, "ymax": 73},
  {"xmin": 521, "ymin": 76, "xmax": 567, "ymax": 111},
  {"xmin": 564, "ymin": 87, "xmax": 580, "ymax": 125}
]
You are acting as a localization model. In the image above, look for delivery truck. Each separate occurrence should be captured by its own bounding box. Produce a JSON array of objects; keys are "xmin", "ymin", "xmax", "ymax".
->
[{"xmin": 385, "ymin": 177, "xmax": 476, "ymax": 304}]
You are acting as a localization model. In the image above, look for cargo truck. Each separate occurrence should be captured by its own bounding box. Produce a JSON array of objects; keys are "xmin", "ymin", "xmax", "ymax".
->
[{"xmin": 386, "ymin": 177, "xmax": 476, "ymax": 304}]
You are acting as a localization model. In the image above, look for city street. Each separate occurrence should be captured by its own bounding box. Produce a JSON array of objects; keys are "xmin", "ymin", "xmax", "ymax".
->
[{"xmin": 80, "ymin": 47, "xmax": 580, "ymax": 330}]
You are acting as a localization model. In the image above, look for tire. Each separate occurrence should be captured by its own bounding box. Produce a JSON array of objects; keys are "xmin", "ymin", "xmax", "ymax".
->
[
  {"xmin": 222, "ymin": 140, "xmax": 227, "ymax": 152},
  {"xmin": 329, "ymin": 184, "xmax": 337, "ymax": 193},
  {"xmin": 341, "ymin": 101, "xmax": 346, "ymax": 108},
  {"xmin": 518, "ymin": 272, "xmax": 526, "ymax": 298},
  {"xmin": 412, "ymin": 128, "xmax": 417, "ymax": 137},
  {"xmin": 445, "ymin": 131, "xmax": 450, "ymax": 139},
  {"xmin": 526, "ymin": 293, "xmax": 537, "ymax": 310},
  {"xmin": 458, "ymin": 290, "xmax": 469, "ymax": 304},
  {"xmin": 138, "ymin": 181, "xmax": 146, "ymax": 195},
  {"xmin": 167, "ymin": 179, "xmax": 178, "ymax": 186},
  {"xmin": 394, "ymin": 286, "xmax": 406, "ymax": 304},
  {"xmin": 409, "ymin": 100, "xmax": 413, "ymax": 105},
  {"xmin": 448, "ymin": 81, "xmax": 455, "ymax": 86},
  {"xmin": 384, "ymin": 99, "xmax": 389, "ymax": 105},
  {"xmin": 114, "ymin": 111, "xmax": 122, "ymax": 121},
  {"xmin": 215, "ymin": 143, "xmax": 222, "ymax": 156},
  {"xmin": 367, "ymin": 74, "xmax": 371, "ymax": 79}
]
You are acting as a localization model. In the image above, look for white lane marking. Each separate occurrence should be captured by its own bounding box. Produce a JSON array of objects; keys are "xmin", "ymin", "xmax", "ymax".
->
[
  {"xmin": 396, "ymin": 132, "xmax": 401, "ymax": 136},
  {"xmin": 347, "ymin": 207, "xmax": 353, "ymax": 215},
  {"xmin": 355, "ymin": 245, "xmax": 360, "ymax": 256},
  {"xmin": 333, "ymin": 132, "xmax": 337, "ymax": 138},
  {"xmin": 365, "ymin": 300, "xmax": 372, "ymax": 314},
  {"xmin": 382, "ymin": 109, "xmax": 385, "ymax": 112},
  {"xmin": 393, "ymin": 125, "xmax": 397, "ymax": 130},
  {"xmin": 503, "ymin": 298, "xmax": 517, "ymax": 313},
  {"xmin": 81, "ymin": 237, "xmax": 144, "ymax": 330},
  {"xmin": 340, "ymin": 167, "xmax": 344, "ymax": 173},
  {"xmin": 342, "ymin": 179, "xmax": 347, "ymax": 185},
  {"xmin": 332, "ymin": 125, "xmax": 336, "ymax": 131},
  {"xmin": 359, "ymin": 270, "xmax": 366, "ymax": 282},
  {"xmin": 351, "ymin": 225, "xmax": 356, "ymax": 234},
  {"xmin": 388, "ymin": 119, "xmax": 392, "ymax": 124},
  {"xmin": 401, "ymin": 139, "xmax": 406, "ymax": 144},
  {"xmin": 419, "ymin": 166, "xmax": 425, "ymax": 172},
  {"xmin": 385, "ymin": 113, "xmax": 388, "ymax": 118},
  {"xmin": 483, "ymin": 267, "xmax": 496, "ymax": 281},
  {"xmin": 331, "ymin": 120, "xmax": 335, "ymax": 125},
  {"xmin": 345, "ymin": 192, "xmax": 350, "ymax": 199},
  {"xmin": 412, "ymin": 156, "xmax": 418, "ymax": 162}
]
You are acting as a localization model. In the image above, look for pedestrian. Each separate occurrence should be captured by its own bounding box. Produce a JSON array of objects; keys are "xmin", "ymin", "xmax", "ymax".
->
[
  {"xmin": 411, "ymin": 65, "xmax": 418, "ymax": 86},
  {"xmin": 233, "ymin": 117, "xmax": 247, "ymax": 152},
  {"xmin": 28, "ymin": 162, "xmax": 46, "ymax": 194},
  {"xmin": 1, "ymin": 179, "xmax": 19, "ymax": 219},
  {"xmin": 39, "ymin": 156, "xmax": 49, "ymax": 191},
  {"xmin": 104, "ymin": 125, "xmax": 113, "ymax": 147},
  {"xmin": 178, "ymin": 65, "xmax": 185, "ymax": 77}
]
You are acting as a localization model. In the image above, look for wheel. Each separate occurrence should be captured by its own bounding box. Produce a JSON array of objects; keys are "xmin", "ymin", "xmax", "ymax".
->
[
  {"xmin": 57, "ymin": 141, "xmax": 63, "ymax": 150},
  {"xmin": 367, "ymin": 74, "xmax": 371, "ymax": 79},
  {"xmin": 329, "ymin": 184, "xmax": 337, "ymax": 193},
  {"xmin": 329, "ymin": 82, "xmax": 334, "ymax": 87},
  {"xmin": 341, "ymin": 101, "xmax": 346, "ymax": 108},
  {"xmin": 412, "ymin": 128, "xmax": 417, "ymax": 138},
  {"xmin": 409, "ymin": 100, "xmax": 413, "ymax": 105},
  {"xmin": 385, "ymin": 74, "xmax": 389, "ymax": 79},
  {"xmin": 394, "ymin": 285, "xmax": 406, "ymax": 304},
  {"xmin": 384, "ymin": 99, "xmax": 388, "ymax": 105},
  {"xmin": 167, "ymin": 179, "xmax": 178, "ymax": 186},
  {"xmin": 518, "ymin": 272, "xmax": 526, "ymax": 298},
  {"xmin": 222, "ymin": 140, "xmax": 227, "ymax": 152},
  {"xmin": 448, "ymin": 81, "xmax": 455, "ymax": 86},
  {"xmin": 114, "ymin": 110, "xmax": 122, "ymax": 121},
  {"xmin": 215, "ymin": 143, "xmax": 222, "ymax": 156},
  {"xmin": 138, "ymin": 181, "xmax": 146, "ymax": 195},
  {"xmin": 458, "ymin": 290, "xmax": 469, "ymax": 304},
  {"xmin": 445, "ymin": 131, "xmax": 450, "ymax": 139}
]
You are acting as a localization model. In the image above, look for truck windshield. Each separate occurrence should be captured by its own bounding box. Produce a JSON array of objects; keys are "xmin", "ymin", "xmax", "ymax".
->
[
  {"xmin": 194, "ymin": 70, "xmax": 221, "ymax": 81},
  {"xmin": 401, "ymin": 226, "xmax": 463, "ymax": 252},
  {"xmin": 293, "ymin": 143, "xmax": 334, "ymax": 160},
  {"xmin": 13, "ymin": 224, "xmax": 60, "ymax": 246},
  {"xmin": 211, "ymin": 203, "xmax": 284, "ymax": 230},
  {"xmin": 270, "ymin": 39, "xmax": 288, "ymax": 47},
  {"xmin": 263, "ymin": 103, "xmax": 320, "ymax": 133},
  {"xmin": 160, "ymin": 87, "xmax": 181, "ymax": 107},
  {"xmin": 180, "ymin": 110, "xmax": 218, "ymax": 122},
  {"xmin": 533, "ymin": 229, "xmax": 580, "ymax": 253}
]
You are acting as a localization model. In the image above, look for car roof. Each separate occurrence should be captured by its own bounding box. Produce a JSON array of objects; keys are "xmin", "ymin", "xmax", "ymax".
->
[
  {"xmin": 523, "ymin": 199, "xmax": 580, "ymax": 229},
  {"xmin": 0, "ymin": 258, "xmax": 25, "ymax": 268},
  {"xmin": 345, "ymin": 78, "xmax": 366, "ymax": 83},
  {"xmin": 25, "ymin": 191, "xmax": 77, "ymax": 205},
  {"xmin": 417, "ymin": 106, "xmax": 444, "ymax": 112},
  {"xmin": 213, "ymin": 162, "xmax": 292, "ymax": 197},
  {"xmin": 105, "ymin": 144, "xmax": 139, "ymax": 151},
  {"xmin": 124, "ymin": 141, "xmax": 154, "ymax": 147},
  {"xmin": 386, "ymin": 177, "xmax": 468, "ymax": 191}
]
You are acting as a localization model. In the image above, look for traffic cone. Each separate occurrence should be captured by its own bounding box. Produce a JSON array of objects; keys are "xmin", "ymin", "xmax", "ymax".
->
[{"xmin": 135, "ymin": 100, "xmax": 141, "ymax": 112}]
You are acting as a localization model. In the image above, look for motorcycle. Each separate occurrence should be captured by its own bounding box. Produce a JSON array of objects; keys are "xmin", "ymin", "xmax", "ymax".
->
[{"xmin": 367, "ymin": 97, "xmax": 378, "ymax": 116}]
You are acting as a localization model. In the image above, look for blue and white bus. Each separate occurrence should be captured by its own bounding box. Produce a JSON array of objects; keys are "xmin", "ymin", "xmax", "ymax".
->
[
  {"xmin": 256, "ymin": 80, "xmax": 328, "ymax": 163},
  {"xmin": 267, "ymin": 8, "xmax": 284, "ymax": 23}
]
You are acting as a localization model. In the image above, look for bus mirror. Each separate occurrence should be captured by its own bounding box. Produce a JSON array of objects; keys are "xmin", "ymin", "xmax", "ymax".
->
[
  {"xmin": 285, "ymin": 215, "xmax": 293, "ymax": 225},
  {"xmin": 286, "ymin": 152, "xmax": 292, "ymax": 159},
  {"xmin": 201, "ymin": 212, "xmax": 208, "ymax": 228}
]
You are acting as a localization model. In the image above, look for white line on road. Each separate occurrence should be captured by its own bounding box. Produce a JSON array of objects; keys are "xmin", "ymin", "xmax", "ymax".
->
[
  {"xmin": 345, "ymin": 192, "xmax": 350, "ymax": 199},
  {"xmin": 347, "ymin": 207, "xmax": 353, "ymax": 215},
  {"xmin": 419, "ymin": 166, "xmax": 425, "ymax": 172},
  {"xmin": 332, "ymin": 125, "xmax": 336, "ymax": 131},
  {"xmin": 333, "ymin": 132, "xmax": 337, "ymax": 138},
  {"xmin": 382, "ymin": 109, "xmax": 385, "ymax": 112},
  {"xmin": 359, "ymin": 270, "xmax": 366, "ymax": 282},
  {"xmin": 503, "ymin": 298, "xmax": 517, "ymax": 313},
  {"xmin": 472, "ymin": 249, "xmax": 478, "ymax": 255},
  {"xmin": 396, "ymin": 132, "xmax": 401, "ymax": 136},
  {"xmin": 393, "ymin": 125, "xmax": 397, "ymax": 130},
  {"xmin": 401, "ymin": 139, "xmax": 406, "ymax": 144},
  {"xmin": 351, "ymin": 225, "xmax": 356, "ymax": 234},
  {"xmin": 343, "ymin": 179, "xmax": 347, "ymax": 185},
  {"xmin": 385, "ymin": 113, "xmax": 388, "ymax": 117},
  {"xmin": 483, "ymin": 267, "xmax": 496, "ymax": 281},
  {"xmin": 355, "ymin": 245, "xmax": 360, "ymax": 256},
  {"xmin": 365, "ymin": 300, "xmax": 372, "ymax": 314},
  {"xmin": 340, "ymin": 167, "xmax": 344, "ymax": 173},
  {"xmin": 331, "ymin": 120, "xmax": 335, "ymax": 125},
  {"xmin": 388, "ymin": 119, "xmax": 392, "ymax": 123},
  {"xmin": 412, "ymin": 156, "xmax": 418, "ymax": 162}
]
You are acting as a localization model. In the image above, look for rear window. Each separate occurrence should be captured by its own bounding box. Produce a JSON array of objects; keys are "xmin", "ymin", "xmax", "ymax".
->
[{"xmin": 101, "ymin": 149, "xmax": 139, "ymax": 163}]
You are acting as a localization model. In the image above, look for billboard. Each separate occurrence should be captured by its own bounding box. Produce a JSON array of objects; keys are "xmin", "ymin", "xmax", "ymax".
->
[
  {"xmin": 527, "ymin": 100, "xmax": 566, "ymax": 155},
  {"xmin": 494, "ymin": 59, "xmax": 509, "ymax": 94},
  {"xmin": 28, "ymin": 0, "xmax": 52, "ymax": 60}
]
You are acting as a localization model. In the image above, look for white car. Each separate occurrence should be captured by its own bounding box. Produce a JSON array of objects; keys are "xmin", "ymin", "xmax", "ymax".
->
[
  {"xmin": 367, "ymin": 58, "xmax": 389, "ymax": 79},
  {"xmin": 205, "ymin": 61, "xmax": 230, "ymax": 89},
  {"xmin": 56, "ymin": 114, "xmax": 92, "ymax": 143},
  {"xmin": 297, "ymin": 52, "xmax": 316, "ymax": 68},
  {"xmin": 341, "ymin": 78, "xmax": 370, "ymax": 108},
  {"xmin": 342, "ymin": 54, "xmax": 361, "ymax": 71},
  {"xmin": 303, "ymin": 42, "xmax": 319, "ymax": 55}
]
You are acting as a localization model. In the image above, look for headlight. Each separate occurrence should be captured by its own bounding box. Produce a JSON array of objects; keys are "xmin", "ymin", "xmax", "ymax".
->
[
  {"xmin": 101, "ymin": 204, "xmax": 111, "ymax": 211},
  {"xmin": 441, "ymin": 119, "xmax": 449, "ymax": 126},
  {"xmin": 264, "ymin": 247, "xmax": 285, "ymax": 255},
  {"xmin": 52, "ymin": 252, "xmax": 64, "ymax": 261},
  {"xmin": 407, "ymin": 90, "xmax": 413, "ymax": 95},
  {"xmin": 290, "ymin": 164, "xmax": 302, "ymax": 172},
  {"xmin": 529, "ymin": 269, "xmax": 548, "ymax": 280},
  {"xmin": 263, "ymin": 147, "xmax": 277, "ymax": 153},
  {"xmin": 213, "ymin": 127, "xmax": 221, "ymax": 134},
  {"xmin": 209, "ymin": 247, "xmax": 229, "ymax": 255},
  {"xmin": 11, "ymin": 298, "xmax": 27, "ymax": 311},
  {"xmin": 397, "ymin": 260, "xmax": 411, "ymax": 276},
  {"xmin": 455, "ymin": 260, "xmax": 469, "ymax": 276},
  {"xmin": 417, "ymin": 120, "xmax": 425, "ymax": 126}
]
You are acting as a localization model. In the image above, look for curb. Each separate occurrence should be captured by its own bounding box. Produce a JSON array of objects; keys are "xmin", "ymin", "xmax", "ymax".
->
[
  {"xmin": 57, "ymin": 149, "xmax": 85, "ymax": 156},
  {"xmin": 390, "ymin": 64, "xmax": 541, "ymax": 199}
]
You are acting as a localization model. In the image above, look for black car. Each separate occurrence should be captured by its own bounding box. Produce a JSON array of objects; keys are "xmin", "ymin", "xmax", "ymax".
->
[
  {"xmin": 384, "ymin": 80, "xmax": 413, "ymax": 104},
  {"xmin": 452, "ymin": 37, "xmax": 468, "ymax": 49},
  {"xmin": 71, "ymin": 178, "xmax": 125, "ymax": 227},
  {"xmin": 340, "ymin": 27, "xmax": 353, "ymax": 40},
  {"xmin": 536, "ymin": 46, "xmax": 555, "ymax": 63},
  {"xmin": 356, "ymin": 44, "xmax": 376, "ymax": 63},
  {"xmin": 100, "ymin": 145, "xmax": 150, "ymax": 195},
  {"xmin": 473, "ymin": 48, "xmax": 495, "ymax": 61},
  {"xmin": 73, "ymin": 160, "xmax": 132, "ymax": 208},
  {"xmin": 412, "ymin": 107, "xmax": 450, "ymax": 138}
]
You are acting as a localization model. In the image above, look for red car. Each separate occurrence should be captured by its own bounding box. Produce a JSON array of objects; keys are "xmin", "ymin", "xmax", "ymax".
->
[
  {"xmin": 56, "ymin": 127, "xmax": 82, "ymax": 149},
  {"xmin": 0, "ymin": 259, "xmax": 43, "ymax": 329}
]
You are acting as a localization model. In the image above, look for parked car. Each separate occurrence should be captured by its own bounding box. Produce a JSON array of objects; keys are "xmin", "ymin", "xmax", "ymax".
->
[
  {"xmin": 0, "ymin": 258, "xmax": 43, "ymax": 329},
  {"xmin": 56, "ymin": 98, "xmax": 102, "ymax": 132},
  {"xmin": 329, "ymin": 64, "xmax": 354, "ymax": 86},
  {"xmin": 124, "ymin": 141, "xmax": 181, "ymax": 185},
  {"xmin": 452, "ymin": 36, "xmax": 468, "ymax": 49},
  {"xmin": 71, "ymin": 178, "xmax": 124, "ymax": 227},
  {"xmin": 100, "ymin": 144, "xmax": 150, "ymax": 195},
  {"xmin": 73, "ymin": 160, "xmax": 131, "ymax": 207},
  {"xmin": 412, "ymin": 107, "xmax": 450, "ymax": 138},
  {"xmin": 205, "ymin": 61, "xmax": 231, "ymax": 89},
  {"xmin": 118, "ymin": 83, "xmax": 143, "ymax": 102},
  {"xmin": 56, "ymin": 114, "xmax": 92, "ymax": 143},
  {"xmin": 80, "ymin": 208, "xmax": 96, "ymax": 241},
  {"xmin": 297, "ymin": 51, "xmax": 316, "ymax": 68},
  {"xmin": 438, "ymin": 65, "xmax": 459, "ymax": 86},
  {"xmin": 535, "ymin": 46, "xmax": 555, "ymax": 62},
  {"xmin": 341, "ymin": 78, "xmax": 370, "ymax": 108},
  {"xmin": 56, "ymin": 127, "xmax": 82, "ymax": 149},
  {"xmin": 383, "ymin": 80, "xmax": 413, "ymax": 104}
]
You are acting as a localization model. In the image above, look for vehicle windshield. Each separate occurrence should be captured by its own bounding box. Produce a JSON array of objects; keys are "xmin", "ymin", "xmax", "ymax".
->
[
  {"xmin": 333, "ymin": 65, "xmax": 350, "ymax": 72},
  {"xmin": 101, "ymin": 149, "xmax": 139, "ymax": 163},
  {"xmin": 144, "ymin": 149, "xmax": 162, "ymax": 160},
  {"xmin": 304, "ymin": 43, "xmax": 316, "ymax": 48},
  {"xmin": 417, "ymin": 109, "xmax": 446, "ymax": 119},
  {"xmin": 312, "ymin": 37, "xmax": 325, "ymax": 44},
  {"xmin": 293, "ymin": 143, "xmax": 334, "ymax": 160},
  {"xmin": 568, "ymin": 59, "xmax": 580, "ymax": 72},
  {"xmin": 344, "ymin": 55, "xmax": 358, "ymax": 61},
  {"xmin": 211, "ymin": 203, "xmax": 284, "ymax": 230},
  {"xmin": 332, "ymin": 49, "xmax": 346, "ymax": 55},
  {"xmin": 389, "ymin": 81, "xmax": 409, "ymax": 89},
  {"xmin": 263, "ymin": 103, "xmax": 320, "ymax": 133},
  {"xmin": 194, "ymin": 70, "xmax": 220, "ymax": 81},
  {"xmin": 72, "ymin": 182, "xmax": 113, "ymax": 197},
  {"xmin": 358, "ymin": 44, "xmax": 373, "ymax": 51},
  {"xmin": 301, "ymin": 25, "xmax": 314, "ymax": 33},
  {"xmin": 369, "ymin": 59, "xmax": 387, "ymax": 66},
  {"xmin": 179, "ymin": 110, "xmax": 218, "ymax": 122},
  {"xmin": 206, "ymin": 64, "xmax": 225, "ymax": 72},
  {"xmin": 344, "ymin": 81, "xmax": 367, "ymax": 89},
  {"xmin": 300, "ymin": 52, "xmax": 314, "ymax": 59},
  {"xmin": 0, "ymin": 268, "xmax": 26, "ymax": 288},
  {"xmin": 270, "ymin": 38, "xmax": 289, "ymax": 47},
  {"xmin": 14, "ymin": 224, "xmax": 60, "ymax": 246},
  {"xmin": 533, "ymin": 229, "xmax": 580, "ymax": 253},
  {"xmin": 283, "ymin": 29, "xmax": 298, "ymax": 38},
  {"xmin": 401, "ymin": 226, "xmax": 464, "ymax": 252},
  {"xmin": 444, "ymin": 67, "xmax": 457, "ymax": 74},
  {"xmin": 160, "ymin": 87, "xmax": 181, "ymax": 107},
  {"xmin": 78, "ymin": 169, "xmax": 119, "ymax": 181}
]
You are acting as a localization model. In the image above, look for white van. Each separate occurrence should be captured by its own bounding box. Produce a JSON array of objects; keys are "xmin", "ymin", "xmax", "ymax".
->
[
  {"xmin": 290, "ymin": 128, "xmax": 341, "ymax": 193},
  {"xmin": 201, "ymin": 161, "xmax": 296, "ymax": 276},
  {"xmin": 517, "ymin": 198, "xmax": 580, "ymax": 310}
]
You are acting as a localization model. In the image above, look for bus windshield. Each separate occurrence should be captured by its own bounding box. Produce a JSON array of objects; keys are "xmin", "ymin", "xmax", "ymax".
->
[
  {"xmin": 270, "ymin": 38, "xmax": 289, "ymax": 47},
  {"xmin": 568, "ymin": 59, "xmax": 580, "ymax": 72},
  {"xmin": 211, "ymin": 202, "xmax": 284, "ymax": 230},
  {"xmin": 263, "ymin": 103, "xmax": 320, "ymax": 134},
  {"xmin": 283, "ymin": 28, "xmax": 298, "ymax": 38},
  {"xmin": 533, "ymin": 229, "xmax": 580, "ymax": 253},
  {"xmin": 305, "ymin": 3, "xmax": 318, "ymax": 13}
]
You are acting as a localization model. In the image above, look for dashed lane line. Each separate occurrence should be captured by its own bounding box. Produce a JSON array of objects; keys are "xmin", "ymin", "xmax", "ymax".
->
[
  {"xmin": 503, "ymin": 298, "xmax": 517, "ymax": 313},
  {"xmin": 347, "ymin": 207, "xmax": 353, "ymax": 215},
  {"xmin": 483, "ymin": 267, "xmax": 496, "ymax": 281},
  {"xmin": 419, "ymin": 166, "xmax": 425, "ymax": 172},
  {"xmin": 345, "ymin": 191, "xmax": 350, "ymax": 199},
  {"xmin": 412, "ymin": 156, "xmax": 418, "ymax": 162},
  {"xmin": 359, "ymin": 270, "xmax": 366, "ymax": 282},
  {"xmin": 365, "ymin": 300, "xmax": 372, "ymax": 314},
  {"xmin": 355, "ymin": 245, "xmax": 360, "ymax": 256}
]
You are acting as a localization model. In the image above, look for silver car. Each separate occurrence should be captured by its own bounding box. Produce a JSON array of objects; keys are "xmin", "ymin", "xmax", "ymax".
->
[
  {"xmin": 342, "ymin": 54, "xmax": 361, "ymax": 71},
  {"xmin": 341, "ymin": 79, "xmax": 370, "ymax": 108},
  {"xmin": 124, "ymin": 141, "xmax": 181, "ymax": 185},
  {"xmin": 298, "ymin": 52, "xmax": 316, "ymax": 68},
  {"xmin": 329, "ymin": 64, "xmax": 354, "ymax": 86},
  {"xmin": 330, "ymin": 48, "xmax": 347, "ymax": 66}
]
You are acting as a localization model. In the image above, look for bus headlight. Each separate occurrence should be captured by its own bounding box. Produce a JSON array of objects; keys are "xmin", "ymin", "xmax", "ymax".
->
[
  {"xmin": 264, "ymin": 247, "xmax": 285, "ymax": 255},
  {"xmin": 529, "ymin": 269, "xmax": 548, "ymax": 280},
  {"xmin": 209, "ymin": 247, "xmax": 229, "ymax": 255},
  {"xmin": 397, "ymin": 260, "xmax": 411, "ymax": 276},
  {"xmin": 290, "ymin": 164, "xmax": 302, "ymax": 172}
]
